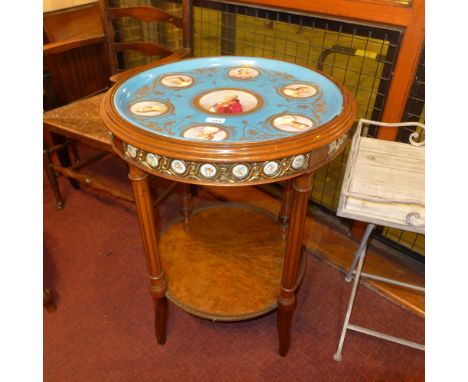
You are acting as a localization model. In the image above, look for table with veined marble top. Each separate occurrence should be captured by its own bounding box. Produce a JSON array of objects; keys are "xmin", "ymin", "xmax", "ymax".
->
[{"xmin": 100, "ymin": 56, "xmax": 357, "ymax": 356}]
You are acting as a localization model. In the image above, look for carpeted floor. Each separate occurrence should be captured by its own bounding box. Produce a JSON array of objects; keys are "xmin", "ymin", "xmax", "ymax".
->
[{"xmin": 43, "ymin": 152, "xmax": 424, "ymax": 381}]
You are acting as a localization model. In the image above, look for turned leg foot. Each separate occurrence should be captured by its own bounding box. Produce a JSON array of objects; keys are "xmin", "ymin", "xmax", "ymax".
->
[
  {"xmin": 153, "ymin": 296, "xmax": 167, "ymax": 345},
  {"xmin": 277, "ymin": 295, "xmax": 296, "ymax": 356}
]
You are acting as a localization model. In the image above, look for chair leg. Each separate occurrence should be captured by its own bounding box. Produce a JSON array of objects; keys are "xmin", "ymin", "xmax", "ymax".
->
[
  {"xmin": 334, "ymin": 223, "xmax": 375, "ymax": 361},
  {"xmin": 345, "ymin": 223, "xmax": 375, "ymax": 282},
  {"xmin": 50, "ymin": 132, "xmax": 80, "ymax": 190},
  {"xmin": 69, "ymin": 140, "xmax": 81, "ymax": 165},
  {"xmin": 43, "ymin": 143, "xmax": 64, "ymax": 210}
]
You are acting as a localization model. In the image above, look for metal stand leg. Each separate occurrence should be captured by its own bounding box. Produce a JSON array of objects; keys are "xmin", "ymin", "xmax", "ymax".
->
[
  {"xmin": 334, "ymin": 223, "xmax": 424, "ymax": 361},
  {"xmin": 345, "ymin": 223, "xmax": 375, "ymax": 282},
  {"xmin": 334, "ymin": 223, "xmax": 374, "ymax": 361}
]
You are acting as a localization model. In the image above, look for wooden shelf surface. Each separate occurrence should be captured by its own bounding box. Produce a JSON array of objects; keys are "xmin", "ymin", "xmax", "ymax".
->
[{"xmin": 159, "ymin": 204, "xmax": 304, "ymax": 321}]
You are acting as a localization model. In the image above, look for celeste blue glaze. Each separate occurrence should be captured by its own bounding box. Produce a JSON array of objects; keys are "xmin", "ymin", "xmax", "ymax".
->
[{"xmin": 113, "ymin": 56, "xmax": 343, "ymax": 143}]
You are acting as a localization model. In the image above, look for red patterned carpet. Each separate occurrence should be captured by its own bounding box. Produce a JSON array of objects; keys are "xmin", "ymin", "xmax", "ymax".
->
[{"xmin": 43, "ymin": 152, "xmax": 424, "ymax": 381}]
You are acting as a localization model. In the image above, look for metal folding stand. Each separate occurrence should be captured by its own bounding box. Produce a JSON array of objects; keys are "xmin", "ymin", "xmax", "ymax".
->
[
  {"xmin": 333, "ymin": 223, "xmax": 424, "ymax": 361},
  {"xmin": 333, "ymin": 119, "xmax": 425, "ymax": 361}
]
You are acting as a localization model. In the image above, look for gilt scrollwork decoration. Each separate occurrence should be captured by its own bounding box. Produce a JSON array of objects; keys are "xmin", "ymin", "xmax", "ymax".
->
[{"xmin": 122, "ymin": 142, "xmax": 312, "ymax": 184}]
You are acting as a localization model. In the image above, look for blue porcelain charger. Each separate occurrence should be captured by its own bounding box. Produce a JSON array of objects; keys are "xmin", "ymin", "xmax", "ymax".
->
[{"xmin": 113, "ymin": 56, "xmax": 344, "ymax": 143}]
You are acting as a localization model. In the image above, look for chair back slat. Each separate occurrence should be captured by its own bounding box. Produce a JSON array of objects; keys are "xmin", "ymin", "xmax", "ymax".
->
[{"xmin": 99, "ymin": 0, "xmax": 193, "ymax": 76}]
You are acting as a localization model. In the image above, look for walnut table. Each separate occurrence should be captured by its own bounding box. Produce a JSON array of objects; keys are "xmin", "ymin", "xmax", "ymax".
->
[{"xmin": 100, "ymin": 56, "xmax": 357, "ymax": 356}]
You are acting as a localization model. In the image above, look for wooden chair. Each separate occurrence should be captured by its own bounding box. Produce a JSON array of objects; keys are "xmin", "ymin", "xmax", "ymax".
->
[
  {"xmin": 333, "ymin": 119, "xmax": 425, "ymax": 361},
  {"xmin": 43, "ymin": 0, "xmax": 193, "ymax": 209}
]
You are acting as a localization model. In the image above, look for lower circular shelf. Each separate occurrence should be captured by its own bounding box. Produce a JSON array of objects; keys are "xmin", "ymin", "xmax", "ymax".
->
[{"xmin": 159, "ymin": 204, "xmax": 305, "ymax": 321}]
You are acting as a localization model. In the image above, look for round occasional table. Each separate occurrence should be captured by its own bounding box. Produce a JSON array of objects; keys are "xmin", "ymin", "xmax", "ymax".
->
[{"xmin": 101, "ymin": 56, "xmax": 357, "ymax": 356}]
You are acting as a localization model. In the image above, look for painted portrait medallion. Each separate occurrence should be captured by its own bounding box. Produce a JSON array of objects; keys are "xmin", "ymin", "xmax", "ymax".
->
[
  {"xmin": 280, "ymin": 83, "xmax": 318, "ymax": 98},
  {"xmin": 160, "ymin": 74, "xmax": 194, "ymax": 88},
  {"xmin": 194, "ymin": 88, "xmax": 262, "ymax": 115},
  {"xmin": 145, "ymin": 153, "xmax": 159, "ymax": 168},
  {"xmin": 228, "ymin": 67, "xmax": 260, "ymax": 80},
  {"xmin": 129, "ymin": 100, "xmax": 171, "ymax": 117},
  {"xmin": 271, "ymin": 114, "xmax": 314, "ymax": 133},
  {"xmin": 199, "ymin": 163, "xmax": 217, "ymax": 179},
  {"xmin": 232, "ymin": 164, "xmax": 249, "ymax": 180},
  {"xmin": 170, "ymin": 160, "xmax": 187, "ymax": 175},
  {"xmin": 263, "ymin": 161, "xmax": 280, "ymax": 176},
  {"xmin": 291, "ymin": 154, "xmax": 306, "ymax": 170},
  {"xmin": 182, "ymin": 125, "xmax": 228, "ymax": 141}
]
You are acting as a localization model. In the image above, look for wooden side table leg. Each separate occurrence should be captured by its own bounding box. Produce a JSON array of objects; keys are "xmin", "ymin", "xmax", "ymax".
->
[
  {"xmin": 178, "ymin": 182, "xmax": 192, "ymax": 224},
  {"xmin": 278, "ymin": 179, "xmax": 293, "ymax": 225},
  {"xmin": 128, "ymin": 165, "xmax": 167, "ymax": 345},
  {"xmin": 277, "ymin": 173, "xmax": 312, "ymax": 356}
]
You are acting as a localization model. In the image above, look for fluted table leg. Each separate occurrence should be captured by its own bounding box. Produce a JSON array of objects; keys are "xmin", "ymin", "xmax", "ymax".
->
[
  {"xmin": 277, "ymin": 173, "xmax": 312, "ymax": 356},
  {"xmin": 278, "ymin": 179, "xmax": 293, "ymax": 225},
  {"xmin": 128, "ymin": 165, "xmax": 167, "ymax": 345}
]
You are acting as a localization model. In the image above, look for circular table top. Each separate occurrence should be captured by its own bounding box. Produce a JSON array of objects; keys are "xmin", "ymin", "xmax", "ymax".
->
[
  {"xmin": 101, "ymin": 56, "xmax": 357, "ymax": 185},
  {"xmin": 112, "ymin": 56, "xmax": 344, "ymax": 144}
]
